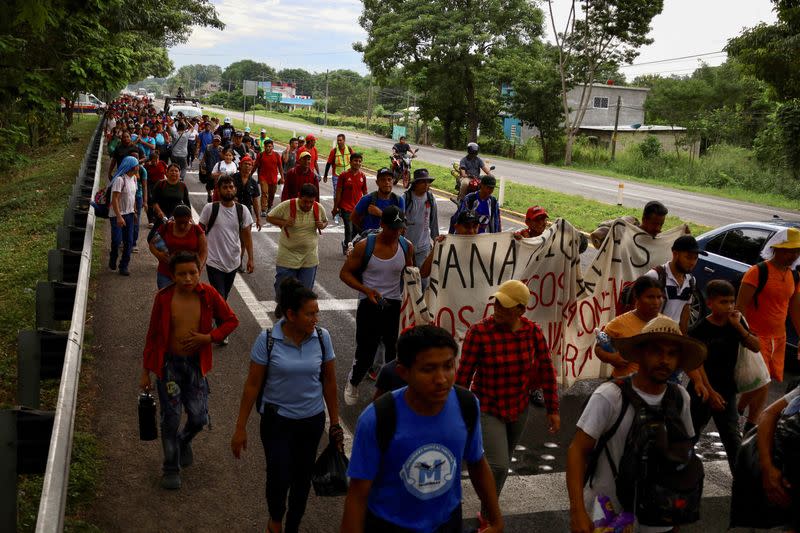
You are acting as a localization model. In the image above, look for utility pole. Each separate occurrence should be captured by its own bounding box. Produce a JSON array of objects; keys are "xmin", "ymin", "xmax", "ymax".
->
[
  {"xmin": 366, "ymin": 84, "xmax": 373, "ymax": 128},
  {"xmin": 228, "ymin": 78, "xmax": 232, "ymax": 93},
  {"xmin": 323, "ymin": 70, "xmax": 329, "ymax": 127},
  {"xmin": 611, "ymin": 95, "xmax": 622, "ymax": 161}
]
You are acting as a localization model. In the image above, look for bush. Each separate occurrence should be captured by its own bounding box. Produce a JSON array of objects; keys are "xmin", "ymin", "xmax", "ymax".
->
[
  {"xmin": 637, "ymin": 135, "xmax": 663, "ymax": 159},
  {"xmin": 250, "ymin": 104, "xmax": 265, "ymax": 111}
]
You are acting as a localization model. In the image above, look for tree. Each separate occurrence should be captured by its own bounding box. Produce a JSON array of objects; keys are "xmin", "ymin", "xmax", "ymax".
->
[
  {"xmin": 221, "ymin": 60, "xmax": 276, "ymax": 90},
  {"xmin": 547, "ymin": 0, "xmax": 664, "ymax": 164},
  {"xmin": 356, "ymin": 0, "xmax": 545, "ymax": 147},
  {"xmin": 493, "ymin": 44, "xmax": 565, "ymax": 163}
]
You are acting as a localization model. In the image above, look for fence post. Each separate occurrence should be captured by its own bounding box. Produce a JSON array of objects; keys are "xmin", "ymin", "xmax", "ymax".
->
[
  {"xmin": 0, "ymin": 410, "xmax": 17, "ymax": 533},
  {"xmin": 498, "ymin": 176, "xmax": 506, "ymax": 208}
]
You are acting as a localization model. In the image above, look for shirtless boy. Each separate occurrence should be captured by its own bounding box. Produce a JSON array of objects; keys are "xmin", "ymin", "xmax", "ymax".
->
[{"xmin": 141, "ymin": 251, "xmax": 239, "ymax": 489}]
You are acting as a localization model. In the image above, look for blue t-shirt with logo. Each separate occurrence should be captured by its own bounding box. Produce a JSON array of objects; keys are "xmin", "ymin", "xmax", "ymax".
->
[
  {"xmin": 348, "ymin": 387, "xmax": 484, "ymax": 531},
  {"xmin": 353, "ymin": 193, "xmax": 405, "ymax": 231}
]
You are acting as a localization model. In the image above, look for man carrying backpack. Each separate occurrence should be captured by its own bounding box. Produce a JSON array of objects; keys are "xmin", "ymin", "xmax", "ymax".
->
[
  {"xmin": 402, "ymin": 169, "xmax": 438, "ymax": 288},
  {"xmin": 198, "ymin": 176, "xmax": 254, "ymax": 344},
  {"xmin": 644, "ymin": 235, "xmax": 704, "ymax": 334},
  {"xmin": 281, "ymin": 151, "xmax": 319, "ymax": 202},
  {"xmin": 340, "ymin": 206, "xmax": 414, "ymax": 406},
  {"xmin": 450, "ymin": 175, "xmax": 500, "ymax": 235},
  {"xmin": 350, "ymin": 168, "xmax": 405, "ymax": 233},
  {"xmin": 567, "ymin": 316, "xmax": 707, "ymax": 533},
  {"xmin": 331, "ymin": 152, "xmax": 368, "ymax": 255},
  {"xmin": 340, "ymin": 325, "xmax": 504, "ymax": 533},
  {"xmin": 267, "ymin": 183, "xmax": 328, "ymax": 304}
]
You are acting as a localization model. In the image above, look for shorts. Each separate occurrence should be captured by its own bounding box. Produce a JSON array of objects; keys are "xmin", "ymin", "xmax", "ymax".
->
[{"xmin": 758, "ymin": 334, "xmax": 787, "ymax": 382}]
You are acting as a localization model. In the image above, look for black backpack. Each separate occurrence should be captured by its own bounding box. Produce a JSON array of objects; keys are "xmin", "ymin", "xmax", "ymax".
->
[
  {"xmin": 373, "ymin": 385, "xmax": 478, "ymax": 454},
  {"xmin": 744, "ymin": 261, "xmax": 800, "ymax": 309},
  {"xmin": 202, "ymin": 201, "xmax": 244, "ymax": 235},
  {"xmin": 585, "ymin": 377, "xmax": 704, "ymax": 527},
  {"xmin": 257, "ymin": 326, "xmax": 326, "ymax": 413}
]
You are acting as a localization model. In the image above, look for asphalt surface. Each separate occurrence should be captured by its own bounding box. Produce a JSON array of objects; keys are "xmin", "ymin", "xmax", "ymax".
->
[
  {"xmin": 87, "ymin": 155, "xmax": 794, "ymax": 532},
  {"xmin": 204, "ymin": 104, "xmax": 800, "ymax": 229}
]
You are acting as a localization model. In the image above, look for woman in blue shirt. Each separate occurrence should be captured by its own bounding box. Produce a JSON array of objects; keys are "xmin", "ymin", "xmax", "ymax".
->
[{"xmin": 231, "ymin": 277, "xmax": 343, "ymax": 533}]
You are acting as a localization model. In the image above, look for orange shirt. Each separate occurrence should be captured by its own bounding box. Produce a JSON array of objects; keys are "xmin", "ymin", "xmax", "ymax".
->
[
  {"xmin": 336, "ymin": 169, "xmax": 367, "ymax": 212},
  {"xmin": 602, "ymin": 311, "xmax": 667, "ymax": 377},
  {"xmin": 742, "ymin": 261, "xmax": 800, "ymax": 337}
]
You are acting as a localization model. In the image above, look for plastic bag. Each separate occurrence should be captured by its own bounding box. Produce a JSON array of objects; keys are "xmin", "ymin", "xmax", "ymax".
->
[
  {"xmin": 311, "ymin": 442, "xmax": 349, "ymax": 497},
  {"xmin": 735, "ymin": 344, "xmax": 770, "ymax": 393}
]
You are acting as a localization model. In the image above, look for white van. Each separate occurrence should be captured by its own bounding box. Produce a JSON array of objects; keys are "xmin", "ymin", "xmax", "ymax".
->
[{"xmin": 61, "ymin": 93, "xmax": 107, "ymax": 114}]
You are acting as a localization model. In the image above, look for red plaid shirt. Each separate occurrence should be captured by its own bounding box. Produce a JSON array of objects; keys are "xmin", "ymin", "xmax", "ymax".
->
[{"xmin": 456, "ymin": 316, "xmax": 559, "ymax": 422}]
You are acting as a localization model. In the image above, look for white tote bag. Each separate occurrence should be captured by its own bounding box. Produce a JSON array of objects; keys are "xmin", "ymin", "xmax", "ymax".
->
[{"xmin": 734, "ymin": 322, "xmax": 771, "ymax": 393}]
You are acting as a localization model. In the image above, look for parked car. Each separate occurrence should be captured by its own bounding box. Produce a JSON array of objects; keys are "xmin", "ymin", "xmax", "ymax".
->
[{"xmin": 692, "ymin": 218, "xmax": 800, "ymax": 372}]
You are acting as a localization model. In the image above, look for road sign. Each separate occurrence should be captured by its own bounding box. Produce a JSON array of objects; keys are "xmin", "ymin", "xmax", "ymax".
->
[
  {"xmin": 265, "ymin": 92, "xmax": 282, "ymax": 103},
  {"xmin": 243, "ymin": 80, "xmax": 258, "ymax": 97}
]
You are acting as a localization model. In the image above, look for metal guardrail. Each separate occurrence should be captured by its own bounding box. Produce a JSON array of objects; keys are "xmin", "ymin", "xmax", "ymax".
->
[{"xmin": 34, "ymin": 118, "xmax": 104, "ymax": 532}]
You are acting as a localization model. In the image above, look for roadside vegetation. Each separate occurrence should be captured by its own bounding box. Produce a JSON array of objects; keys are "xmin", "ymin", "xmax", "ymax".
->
[{"xmin": 0, "ymin": 116, "xmax": 103, "ymax": 531}]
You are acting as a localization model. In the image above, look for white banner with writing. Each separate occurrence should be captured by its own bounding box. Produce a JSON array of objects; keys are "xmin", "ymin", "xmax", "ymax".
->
[{"xmin": 400, "ymin": 218, "xmax": 686, "ymax": 386}]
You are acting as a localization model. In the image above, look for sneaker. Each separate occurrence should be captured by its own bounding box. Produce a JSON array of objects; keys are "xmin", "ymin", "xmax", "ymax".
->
[
  {"xmin": 218, "ymin": 336, "xmax": 229, "ymax": 346},
  {"xmin": 341, "ymin": 241, "xmax": 347, "ymax": 256},
  {"xmin": 108, "ymin": 258, "xmax": 117, "ymax": 271},
  {"xmin": 530, "ymin": 389, "xmax": 545, "ymax": 408},
  {"xmin": 147, "ymin": 223, "xmax": 154, "ymax": 229},
  {"xmin": 344, "ymin": 382, "xmax": 358, "ymax": 406},
  {"xmin": 477, "ymin": 512, "xmax": 490, "ymax": 532},
  {"xmin": 119, "ymin": 269, "xmax": 130, "ymax": 276},
  {"xmin": 132, "ymin": 246, "xmax": 139, "ymax": 253},
  {"xmin": 160, "ymin": 472, "xmax": 181, "ymax": 490},
  {"xmin": 180, "ymin": 440, "xmax": 193, "ymax": 468},
  {"xmin": 367, "ymin": 365, "xmax": 380, "ymax": 382},
  {"xmin": 260, "ymin": 210, "xmax": 267, "ymax": 218}
]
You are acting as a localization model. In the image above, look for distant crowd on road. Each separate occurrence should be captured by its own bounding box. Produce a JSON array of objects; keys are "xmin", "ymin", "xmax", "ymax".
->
[{"xmin": 98, "ymin": 94, "xmax": 800, "ymax": 533}]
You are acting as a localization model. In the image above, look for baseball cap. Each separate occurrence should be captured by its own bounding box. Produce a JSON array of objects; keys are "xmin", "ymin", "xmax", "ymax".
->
[
  {"xmin": 376, "ymin": 167, "xmax": 393, "ymax": 177},
  {"xmin": 240, "ymin": 155, "xmax": 253, "ymax": 164},
  {"xmin": 481, "ymin": 175, "xmax": 497, "ymax": 187},
  {"xmin": 224, "ymin": 117, "xmax": 231, "ymax": 123},
  {"xmin": 381, "ymin": 205, "xmax": 406, "ymax": 229},
  {"xmin": 456, "ymin": 210, "xmax": 480, "ymax": 225},
  {"xmin": 305, "ymin": 134, "xmax": 316, "ymax": 141},
  {"xmin": 298, "ymin": 151, "xmax": 312, "ymax": 159},
  {"xmin": 260, "ymin": 128, "xmax": 267, "ymax": 133},
  {"xmin": 234, "ymin": 130, "xmax": 244, "ymax": 137},
  {"xmin": 244, "ymin": 127, "xmax": 251, "ymax": 133},
  {"xmin": 671, "ymin": 235, "xmax": 708, "ymax": 255},
  {"xmin": 493, "ymin": 280, "xmax": 530, "ymax": 308},
  {"xmin": 298, "ymin": 136, "xmax": 305, "ymax": 141},
  {"xmin": 526, "ymin": 206, "xmax": 548, "ymax": 220},
  {"xmin": 212, "ymin": 134, "xmax": 221, "ymax": 141}
]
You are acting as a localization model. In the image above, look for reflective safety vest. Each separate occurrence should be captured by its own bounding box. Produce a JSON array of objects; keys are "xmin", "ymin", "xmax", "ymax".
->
[{"xmin": 334, "ymin": 145, "xmax": 351, "ymax": 173}]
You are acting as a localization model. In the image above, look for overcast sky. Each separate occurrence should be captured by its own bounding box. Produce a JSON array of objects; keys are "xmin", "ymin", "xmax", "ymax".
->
[{"xmin": 168, "ymin": 0, "xmax": 777, "ymax": 83}]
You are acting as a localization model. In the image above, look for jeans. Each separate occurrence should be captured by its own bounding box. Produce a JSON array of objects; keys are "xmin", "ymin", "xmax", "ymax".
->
[
  {"xmin": 340, "ymin": 210, "xmax": 354, "ymax": 245},
  {"xmin": 172, "ymin": 155, "xmax": 188, "ymax": 181},
  {"xmin": 133, "ymin": 196, "xmax": 143, "ymax": 246},
  {"xmin": 260, "ymin": 408, "xmax": 325, "ymax": 533},
  {"xmin": 480, "ymin": 407, "xmax": 529, "ymax": 511},
  {"xmin": 331, "ymin": 174, "xmax": 338, "ymax": 203},
  {"xmin": 156, "ymin": 272, "xmax": 173, "ymax": 289},
  {"xmin": 187, "ymin": 140, "xmax": 196, "ymax": 166},
  {"xmin": 206, "ymin": 264, "xmax": 237, "ymax": 300},
  {"xmin": 110, "ymin": 213, "xmax": 135, "ymax": 271},
  {"xmin": 350, "ymin": 298, "xmax": 401, "ymax": 387},
  {"xmin": 155, "ymin": 355, "xmax": 208, "ymax": 474},
  {"xmin": 689, "ymin": 388, "xmax": 741, "ymax": 473},
  {"xmin": 274, "ymin": 265, "xmax": 318, "ymax": 302}
]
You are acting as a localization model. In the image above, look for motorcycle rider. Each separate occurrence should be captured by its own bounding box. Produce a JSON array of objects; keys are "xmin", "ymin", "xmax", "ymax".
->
[
  {"xmin": 458, "ymin": 142, "xmax": 494, "ymax": 201},
  {"xmin": 391, "ymin": 136, "xmax": 417, "ymax": 186}
]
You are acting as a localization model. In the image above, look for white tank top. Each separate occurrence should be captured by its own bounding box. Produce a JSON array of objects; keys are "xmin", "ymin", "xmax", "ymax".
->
[{"xmin": 362, "ymin": 241, "xmax": 406, "ymax": 300}]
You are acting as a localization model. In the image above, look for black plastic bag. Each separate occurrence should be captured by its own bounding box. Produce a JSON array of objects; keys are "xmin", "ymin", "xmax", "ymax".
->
[{"xmin": 311, "ymin": 443, "xmax": 349, "ymax": 497}]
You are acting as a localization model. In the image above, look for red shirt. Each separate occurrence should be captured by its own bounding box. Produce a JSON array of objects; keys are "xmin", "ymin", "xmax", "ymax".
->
[
  {"xmin": 156, "ymin": 222, "xmax": 205, "ymax": 277},
  {"xmin": 143, "ymin": 283, "xmax": 239, "ymax": 379},
  {"xmin": 456, "ymin": 316, "xmax": 559, "ymax": 422},
  {"xmin": 281, "ymin": 166, "xmax": 319, "ymax": 201},
  {"xmin": 327, "ymin": 146, "xmax": 353, "ymax": 176},
  {"xmin": 255, "ymin": 150, "xmax": 283, "ymax": 185},
  {"xmin": 144, "ymin": 160, "xmax": 168, "ymax": 187},
  {"xmin": 335, "ymin": 169, "xmax": 367, "ymax": 212}
]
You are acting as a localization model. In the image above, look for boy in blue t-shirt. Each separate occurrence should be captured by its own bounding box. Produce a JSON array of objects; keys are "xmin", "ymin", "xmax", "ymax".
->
[
  {"xmin": 351, "ymin": 167, "xmax": 405, "ymax": 233},
  {"xmin": 341, "ymin": 325, "xmax": 503, "ymax": 533}
]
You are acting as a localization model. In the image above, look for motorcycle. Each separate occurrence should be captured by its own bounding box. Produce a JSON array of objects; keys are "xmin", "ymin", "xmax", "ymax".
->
[
  {"xmin": 452, "ymin": 164, "xmax": 496, "ymax": 204},
  {"xmin": 391, "ymin": 149, "xmax": 418, "ymax": 188}
]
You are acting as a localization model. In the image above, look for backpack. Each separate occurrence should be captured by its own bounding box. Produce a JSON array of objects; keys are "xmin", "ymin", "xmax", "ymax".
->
[
  {"xmin": 203, "ymin": 201, "xmax": 244, "ymax": 235},
  {"xmin": 356, "ymin": 232, "xmax": 410, "ymax": 272},
  {"xmin": 616, "ymin": 264, "xmax": 695, "ymax": 316},
  {"xmin": 353, "ymin": 191, "xmax": 402, "ymax": 233},
  {"xmin": 373, "ymin": 385, "xmax": 478, "ymax": 454},
  {"xmin": 256, "ymin": 326, "xmax": 326, "ymax": 414},
  {"xmin": 91, "ymin": 175, "xmax": 128, "ymax": 219},
  {"xmin": 746, "ymin": 261, "xmax": 800, "ymax": 309},
  {"xmin": 402, "ymin": 189, "xmax": 436, "ymax": 216},
  {"xmin": 448, "ymin": 192, "xmax": 497, "ymax": 234},
  {"xmin": 584, "ymin": 377, "xmax": 704, "ymax": 527},
  {"xmin": 285, "ymin": 198, "xmax": 322, "ymax": 237}
]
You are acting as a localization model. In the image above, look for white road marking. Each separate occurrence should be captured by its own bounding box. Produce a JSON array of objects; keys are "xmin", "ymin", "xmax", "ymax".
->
[{"xmin": 257, "ymin": 299, "xmax": 359, "ymax": 312}]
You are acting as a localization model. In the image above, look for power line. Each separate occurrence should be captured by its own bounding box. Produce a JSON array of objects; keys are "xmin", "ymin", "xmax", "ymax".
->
[{"xmin": 619, "ymin": 51, "xmax": 726, "ymax": 68}]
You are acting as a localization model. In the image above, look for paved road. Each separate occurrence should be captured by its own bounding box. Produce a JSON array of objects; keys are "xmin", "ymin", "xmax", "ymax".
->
[
  {"xmin": 87, "ymin": 153, "xmax": 787, "ymax": 531},
  {"xmin": 205, "ymin": 104, "xmax": 800, "ymax": 229}
]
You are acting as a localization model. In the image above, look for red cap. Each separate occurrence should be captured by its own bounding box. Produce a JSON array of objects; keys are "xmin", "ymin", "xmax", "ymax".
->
[
  {"xmin": 526, "ymin": 206, "xmax": 548, "ymax": 220},
  {"xmin": 305, "ymin": 134, "xmax": 316, "ymax": 141},
  {"xmin": 240, "ymin": 155, "xmax": 253, "ymax": 163}
]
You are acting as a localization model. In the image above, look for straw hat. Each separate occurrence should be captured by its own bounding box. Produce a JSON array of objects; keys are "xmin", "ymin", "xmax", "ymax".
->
[{"xmin": 613, "ymin": 316, "xmax": 707, "ymax": 371}]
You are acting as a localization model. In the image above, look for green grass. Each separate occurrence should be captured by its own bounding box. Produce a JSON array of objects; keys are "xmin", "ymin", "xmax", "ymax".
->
[
  {"xmin": 208, "ymin": 111, "xmax": 709, "ymax": 235},
  {"xmin": 0, "ymin": 116, "xmax": 104, "ymax": 531}
]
